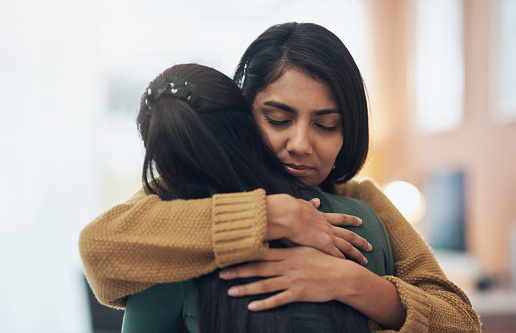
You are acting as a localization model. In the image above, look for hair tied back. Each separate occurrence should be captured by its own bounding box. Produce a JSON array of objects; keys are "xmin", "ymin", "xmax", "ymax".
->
[{"xmin": 145, "ymin": 77, "xmax": 197, "ymax": 113}]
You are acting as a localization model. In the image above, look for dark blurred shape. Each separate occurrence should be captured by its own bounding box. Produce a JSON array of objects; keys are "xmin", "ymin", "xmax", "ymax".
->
[
  {"xmin": 426, "ymin": 170, "xmax": 466, "ymax": 251},
  {"xmin": 476, "ymin": 276, "xmax": 496, "ymax": 292},
  {"xmin": 84, "ymin": 276, "xmax": 124, "ymax": 333}
]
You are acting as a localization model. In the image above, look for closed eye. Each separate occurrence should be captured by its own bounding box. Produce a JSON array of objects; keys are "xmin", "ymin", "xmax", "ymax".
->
[
  {"xmin": 266, "ymin": 116, "xmax": 290, "ymax": 126},
  {"xmin": 315, "ymin": 123, "xmax": 338, "ymax": 132}
]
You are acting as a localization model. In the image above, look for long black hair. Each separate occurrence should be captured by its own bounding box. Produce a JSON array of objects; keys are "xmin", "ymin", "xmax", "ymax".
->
[
  {"xmin": 137, "ymin": 63, "xmax": 298, "ymax": 199},
  {"xmin": 137, "ymin": 63, "xmax": 370, "ymax": 332},
  {"xmin": 234, "ymin": 22, "xmax": 370, "ymax": 193}
]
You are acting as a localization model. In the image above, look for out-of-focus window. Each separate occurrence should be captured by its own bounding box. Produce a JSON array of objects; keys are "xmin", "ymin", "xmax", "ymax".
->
[
  {"xmin": 413, "ymin": 0, "xmax": 464, "ymax": 133},
  {"xmin": 491, "ymin": 0, "xmax": 516, "ymax": 124}
]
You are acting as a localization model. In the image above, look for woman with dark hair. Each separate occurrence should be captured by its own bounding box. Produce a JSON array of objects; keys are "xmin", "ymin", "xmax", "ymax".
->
[
  {"xmin": 80, "ymin": 22, "xmax": 480, "ymax": 332},
  {"xmin": 120, "ymin": 63, "xmax": 393, "ymax": 332}
]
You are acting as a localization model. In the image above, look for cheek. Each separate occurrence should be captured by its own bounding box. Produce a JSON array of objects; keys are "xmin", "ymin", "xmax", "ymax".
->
[
  {"xmin": 254, "ymin": 117, "xmax": 283, "ymax": 155},
  {"xmin": 263, "ymin": 130, "xmax": 283, "ymax": 155},
  {"xmin": 326, "ymin": 137, "xmax": 343, "ymax": 164}
]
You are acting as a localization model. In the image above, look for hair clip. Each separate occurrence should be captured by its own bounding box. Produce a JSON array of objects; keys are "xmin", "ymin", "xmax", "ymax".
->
[{"xmin": 145, "ymin": 77, "xmax": 197, "ymax": 111}]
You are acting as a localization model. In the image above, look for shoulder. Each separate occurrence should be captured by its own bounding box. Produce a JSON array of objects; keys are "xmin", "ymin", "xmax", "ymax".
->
[
  {"xmin": 323, "ymin": 191, "xmax": 377, "ymax": 216},
  {"xmin": 320, "ymin": 191, "xmax": 385, "ymax": 231},
  {"xmin": 336, "ymin": 177, "xmax": 385, "ymax": 200},
  {"xmin": 335, "ymin": 178, "xmax": 403, "ymax": 227},
  {"xmin": 124, "ymin": 187, "xmax": 150, "ymax": 204}
]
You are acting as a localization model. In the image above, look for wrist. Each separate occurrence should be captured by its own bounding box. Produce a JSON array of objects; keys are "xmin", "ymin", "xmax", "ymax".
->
[
  {"xmin": 333, "ymin": 261, "xmax": 406, "ymax": 329},
  {"xmin": 264, "ymin": 194, "xmax": 295, "ymax": 240},
  {"xmin": 331, "ymin": 260, "xmax": 362, "ymax": 302}
]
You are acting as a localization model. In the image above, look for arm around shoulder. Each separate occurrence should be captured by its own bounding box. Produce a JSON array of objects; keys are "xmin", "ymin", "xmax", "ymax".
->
[
  {"xmin": 79, "ymin": 188, "xmax": 269, "ymax": 308},
  {"xmin": 337, "ymin": 179, "xmax": 481, "ymax": 332}
]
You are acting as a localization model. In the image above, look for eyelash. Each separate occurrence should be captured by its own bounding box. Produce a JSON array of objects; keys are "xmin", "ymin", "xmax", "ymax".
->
[
  {"xmin": 265, "ymin": 116, "xmax": 290, "ymax": 126},
  {"xmin": 265, "ymin": 116, "xmax": 337, "ymax": 132},
  {"xmin": 316, "ymin": 124, "xmax": 338, "ymax": 132}
]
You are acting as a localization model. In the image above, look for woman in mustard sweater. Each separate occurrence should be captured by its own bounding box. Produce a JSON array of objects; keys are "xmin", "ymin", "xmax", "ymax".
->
[
  {"xmin": 121, "ymin": 63, "xmax": 393, "ymax": 332},
  {"xmin": 80, "ymin": 22, "xmax": 480, "ymax": 332}
]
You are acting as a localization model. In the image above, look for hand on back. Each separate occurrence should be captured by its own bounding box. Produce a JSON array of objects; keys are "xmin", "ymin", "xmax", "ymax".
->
[
  {"xmin": 265, "ymin": 193, "xmax": 371, "ymax": 265},
  {"xmin": 220, "ymin": 246, "xmax": 355, "ymax": 311}
]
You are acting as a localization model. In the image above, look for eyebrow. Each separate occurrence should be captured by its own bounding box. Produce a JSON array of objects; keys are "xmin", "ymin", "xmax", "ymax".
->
[{"xmin": 263, "ymin": 101, "xmax": 340, "ymax": 116}]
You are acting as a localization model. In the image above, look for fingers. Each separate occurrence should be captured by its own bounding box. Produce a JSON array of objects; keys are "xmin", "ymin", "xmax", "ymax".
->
[
  {"xmin": 220, "ymin": 262, "xmax": 277, "ymax": 280},
  {"xmin": 317, "ymin": 237, "xmax": 346, "ymax": 259},
  {"xmin": 279, "ymin": 239, "xmax": 296, "ymax": 248},
  {"xmin": 334, "ymin": 227, "xmax": 372, "ymax": 252},
  {"xmin": 227, "ymin": 276, "xmax": 284, "ymax": 298},
  {"xmin": 301, "ymin": 221, "xmax": 345, "ymax": 259},
  {"xmin": 325, "ymin": 212, "xmax": 362, "ymax": 227},
  {"xmin": 220, "ymin": 246, "xmax": 348, "ymax": 311},
  {"xmin": 327, "ymin": 245, "xmax": 346, "ymax": 259},
  {"xmin": 263, "ymin": 247, "xmax": 290, "ymax": 261},
  {"xmin": 331, "ymin": 227, "xmax": 372, "ymax": 265},
  {"xmin": 310, "ymin": 197, "xmax": 321, "ymax": 209},
  {"xmin": 334, "ymin": 237, "xmax": 368, "ymax": 265},
  {"xmin": 219, "ymin": 249, "xmax": 286, "ymax": 280},
  {"xmin": 225, "ymin": 277, "xmax": 297, "ymax": 312},
  {"xmin": 265, "ymin": 195, "xmax": 367, "ymax": 262},
  {"xmin": 248, "ymin": 291, "xmax": 294, "ymax": 311}
]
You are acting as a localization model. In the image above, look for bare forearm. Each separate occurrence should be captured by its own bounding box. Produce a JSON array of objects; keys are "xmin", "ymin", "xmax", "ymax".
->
[
  {"xmin": 335, "ymin": 262, "xmax": 405, "ymax": 330},
  {"xmin": 339, "ymin": 179, "xmax": 480, "ymax": 331},
  {"xmin": 220, "ymin": 247, "xmax": 405, "ymax": 329}
]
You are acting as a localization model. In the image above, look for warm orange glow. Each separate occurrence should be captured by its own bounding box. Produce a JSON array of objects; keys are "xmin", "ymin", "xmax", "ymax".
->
[{"xmin": 384, "ymin": 181, "xmax": 426, "ymax": 224}]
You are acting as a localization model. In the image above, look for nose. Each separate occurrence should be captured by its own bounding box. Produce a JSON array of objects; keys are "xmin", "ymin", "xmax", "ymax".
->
[{"xmin": 286, "ymin": 124, "xmax": 313, "ymax": 155}]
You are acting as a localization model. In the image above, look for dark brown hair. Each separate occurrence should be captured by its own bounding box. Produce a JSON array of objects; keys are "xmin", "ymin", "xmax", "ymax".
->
[
  {"xmin": 137, "ymin": 63, "xmax": 298, "ymax": 200},
  {"xmin": 135, "ymin": 63, "xmax": 370, "ymax": 332},
  {"xmin": 234, "ymin": 22, "xmax": 370, "ymax": 193}
]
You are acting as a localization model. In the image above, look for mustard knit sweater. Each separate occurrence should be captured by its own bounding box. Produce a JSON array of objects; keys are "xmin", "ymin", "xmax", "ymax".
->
[{"xmin": 79, "ymin": 179, "xmax": 481, "ymax": 332}]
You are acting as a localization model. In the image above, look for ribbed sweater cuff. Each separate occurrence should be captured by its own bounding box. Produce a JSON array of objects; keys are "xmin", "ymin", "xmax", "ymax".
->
[
  {"xmin": 384, "ymin": 275, "xmax": 431, "ymax": 332},
  {"xmin": 212, "ymin": 189, "xmax": 268, "ymax": 268}
]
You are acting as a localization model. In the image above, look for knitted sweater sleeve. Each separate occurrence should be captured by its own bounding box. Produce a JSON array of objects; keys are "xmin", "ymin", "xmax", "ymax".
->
[
  {"xmin": 79, "ymin": 188, "xmax": 268, "ymax": 308},
  {"xmin": 337, "ymin": 179, "xmax": 481, "ymax": 333}
]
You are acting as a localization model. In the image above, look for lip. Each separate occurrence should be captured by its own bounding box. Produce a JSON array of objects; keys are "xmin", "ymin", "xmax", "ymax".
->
[{"xmin": 284, "ymin": 164, "xmax": 313, "ymax": 177}]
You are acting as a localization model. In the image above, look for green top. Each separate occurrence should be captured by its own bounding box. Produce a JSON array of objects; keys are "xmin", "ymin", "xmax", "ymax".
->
[
  {"xmin": 122, "ymin": 190, "xmax": 394, "ymax": 333},
  {"xmin": 311, "ymin": 190, "xmax": 395, "ymax": 276}
]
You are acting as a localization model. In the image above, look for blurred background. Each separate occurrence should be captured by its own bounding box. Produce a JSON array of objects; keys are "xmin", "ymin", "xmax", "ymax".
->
[{"xmin": 0, "ymin": 0, "xmax": 514, "ymax": 332}]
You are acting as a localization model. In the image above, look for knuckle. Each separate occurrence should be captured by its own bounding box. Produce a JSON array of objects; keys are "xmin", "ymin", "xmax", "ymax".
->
[
  {"xmin": 349, "ymin": 249, "xmax": 361, "ymax": 260},
  {"xmin": 236, "ymin": 266, "xmax": 250, "ymax": 276},
  {"xmin": 284, "ymin": 275, "xmax": 295, "ymax": 286},
  {"xmin": 338, "ymin": 228, "xmax": 351, "ymax": 238},
  {"xmin": 346, "ymin": 232, "xmax": 357, "ymax": 242},
  {"xmin": 245, "ymin": 265, "xmax": 262, "ymax": 277},
  {"xmin": 237, "ymin": 285, "xmax": 248, "ymax": 295},
  {"xmin": 272, "ymin": 295, "xmax": 288, "ymax": 308},
  {"xmin": 228, "ymin": 267, "xmax": 241, "ymax": 277},
  {"xmin": 294, "ymin": 286, "xmax": 306, "ymax": 300},
  {"xmin": 261, "ymin": 279, "xmax": 275, "ymax": 292},
  {"xmin": 295, "ymin": 198, "xmax": 305, "ymax": 210},
  {"xmin": 342, "ymin": 242, "xmax": 353, "ymax": 253},
  {"xmin": 325, "ymin": 222, "xmax": 334, "ymax": 232},
  {"xmin": 361, "ymin": 238, "xmax": 369, "ymax": 248}
]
